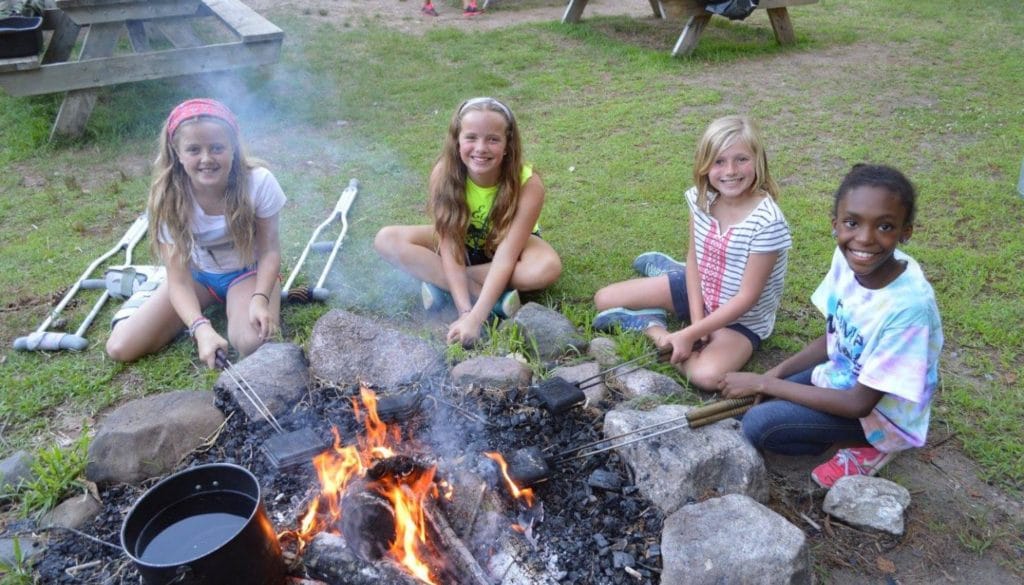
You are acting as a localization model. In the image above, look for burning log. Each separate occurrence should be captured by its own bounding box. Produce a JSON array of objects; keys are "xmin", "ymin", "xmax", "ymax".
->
[{"xmin": 339, "ymin": 477, "xmax": 398, "ymax": 562}]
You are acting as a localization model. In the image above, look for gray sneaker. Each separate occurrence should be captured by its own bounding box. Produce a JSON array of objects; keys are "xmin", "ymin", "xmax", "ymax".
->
[
  {"xmin": 632, "ymin": 252, "xmax": 685, "ymax": 278},
  {"xmin": 492, "ymin": 289, "xmax": 521, "ymax": 319},
  {"xmin": 593, "ymin": 307, "xmax": 668, "ymax": 332},
  {"xmin": 421, "ymin": 281, "xmax": 453, "ymax": 312}
]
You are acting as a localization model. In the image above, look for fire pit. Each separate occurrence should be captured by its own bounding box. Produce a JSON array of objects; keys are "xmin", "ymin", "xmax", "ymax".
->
[{"xmin": 35, "ymin": 372, "xmax": 664, "ymax": 585}]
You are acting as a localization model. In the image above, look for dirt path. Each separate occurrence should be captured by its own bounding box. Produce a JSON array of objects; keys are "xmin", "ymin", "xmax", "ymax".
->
[{"xmin": 240, "ymin": 2, "xmax": 1024, "ymax": 583}]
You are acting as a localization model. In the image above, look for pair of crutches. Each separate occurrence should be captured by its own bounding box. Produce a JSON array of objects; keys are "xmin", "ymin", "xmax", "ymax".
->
[
  {"xmin": 281, "ymin": 178, "xmax": 359, "ymax": 303},
  {"xmin": 13, "ymin": 214, "xmax": 150, "ymax": 352}
]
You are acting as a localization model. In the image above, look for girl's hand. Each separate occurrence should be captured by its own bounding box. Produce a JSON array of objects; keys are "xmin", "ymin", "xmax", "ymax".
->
[
  {"xmin": 249, "ymin": 294, "xmax": 277, "ymax": 341},
  {"xmin": 718, "ymin": 372, "xmax": 767, "ymax": 399},
  {"xmin": 447, "ymin": 312, "xmax": 484, "ymax": 346},
  {"xmin": 662, "ymin": 329, "xmax": 701, "ymax": 365},
  {"xmin": 195, "ymin": 327, "xmax": 229, "ymax": 370}
]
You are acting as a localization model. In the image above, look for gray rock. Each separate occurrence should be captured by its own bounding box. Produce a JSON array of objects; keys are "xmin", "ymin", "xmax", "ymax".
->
[
  {"xmin": 41, "ymin": 493, "xmax": 102, "ymax": 529},
  {"xmin": 218, "ymin": 342, "xmax": 309, "ymax": 425},
  {"xmin": 607, "ymin": 367, "xmax": 683, "ymax": 398},
  {"xmin": 586, "ymin": 337, "xmax": 619, "ymax": 369},
  {"xmin": 86, "ymin": 391, "xmax": 225, "ymax": 485},
  {"xmin": 0, "ymin": 450, "xmax": 35, "ymax": 491},
  {"xmin": 550, "ymin": 361, "xmax": 607, "ymax": 406},
  {"xmin": 451, "ymin": 356, "xmax": 532, "ymax": 390},
  {"xmin": 503, "ymin": 302, "xmax": 585, "ymax": 361},
  {"xmin": 604, "ymin": 405, "xmax": 768, "ymax": 514},
  {"xmin": 824, "ymin": 475, "xmax": 911, "ymax": 535},
  {"xmin": 0, "ymin": 535, "xmax": 45, "ymax": 570},
  {"xmin": 308, "ymin": 309, "xmax": 444, "ymax": 389},
  {"xmin": 661, "ymin": 494, "xmax": 811, "ymax": 585}
]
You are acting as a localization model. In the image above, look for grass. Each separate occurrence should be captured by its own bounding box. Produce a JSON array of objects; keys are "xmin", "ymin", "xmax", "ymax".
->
[{"xmin": 0, "ymin": 0, "xmax": 1022, "ymax": 519}]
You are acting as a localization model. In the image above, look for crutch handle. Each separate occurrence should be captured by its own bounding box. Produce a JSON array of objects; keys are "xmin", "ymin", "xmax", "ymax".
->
[{"xmin": 13, "ymin": 331, "xmax": 88, "ymax": 352}]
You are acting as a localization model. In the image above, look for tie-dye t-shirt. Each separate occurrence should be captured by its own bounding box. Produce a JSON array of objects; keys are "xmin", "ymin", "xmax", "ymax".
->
[{"xmin": 810, "ymin": 248, "xmax": 943, "ymax": 452}]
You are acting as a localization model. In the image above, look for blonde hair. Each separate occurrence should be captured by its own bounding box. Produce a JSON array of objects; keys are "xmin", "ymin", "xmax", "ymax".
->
[
  {"xmin": 692, "ymin": 115, "xmax": 779, "ymax": 211},
  {"xmin": 429, "ymin": 97, "xmax": 524, "ymax": 262},
  {"xmin": 148, "ymin": 116, "xmax": 259, "ymax": 268}
]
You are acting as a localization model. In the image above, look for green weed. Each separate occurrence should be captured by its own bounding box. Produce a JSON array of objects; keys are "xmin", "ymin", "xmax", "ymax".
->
[{"xmin": 17, "ymin": 434, "xmax": 90, "ymax": 518}]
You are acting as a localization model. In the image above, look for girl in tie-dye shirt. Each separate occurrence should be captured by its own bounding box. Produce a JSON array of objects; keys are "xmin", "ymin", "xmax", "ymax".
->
[{"xmin": 719, "ymin": 164, "xmax": 943, "ymax": 489}]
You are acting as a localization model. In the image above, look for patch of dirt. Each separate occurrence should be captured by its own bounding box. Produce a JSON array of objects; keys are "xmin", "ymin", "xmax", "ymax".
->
[{"xmin": 245, "ymin": 0, "xmax": 653, "ymax": 34}]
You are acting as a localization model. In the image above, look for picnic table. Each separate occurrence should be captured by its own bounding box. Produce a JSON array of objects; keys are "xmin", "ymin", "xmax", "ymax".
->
[
  {"xmin": 0, "ymin": 0, "xmax": 283, "ymax": 139},
  {"xmin": 562, "ymin": 0, "xmax": 818, "ymax": 57}
]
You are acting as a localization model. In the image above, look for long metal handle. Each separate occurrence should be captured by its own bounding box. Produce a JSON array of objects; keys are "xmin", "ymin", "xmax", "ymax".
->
[
  {"xmin": 553, "ymin": 397, "xmax": 756, "ymax": 461},
  {"xmin": 216, "ymin": 350, "xmax": 285, "ymax": 434},
  {"xmin": 573, "ymin": 347, "xmax": 667, "ymax": 389}
]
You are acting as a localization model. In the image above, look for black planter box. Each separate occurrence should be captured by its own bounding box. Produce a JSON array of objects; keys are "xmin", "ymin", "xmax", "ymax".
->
[{"xmin": 0, "ymin": 16, "xmax": 43, "ymax": 59}]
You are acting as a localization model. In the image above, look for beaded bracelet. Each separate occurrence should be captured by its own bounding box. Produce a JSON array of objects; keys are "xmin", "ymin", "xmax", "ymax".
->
[
  {"xmin": 189, "ymin": 317, "xmax": 211, "ymax": 338},
  {"xmin": 252, "ymin": 292, "xmax": 270, "ymax": 303}
]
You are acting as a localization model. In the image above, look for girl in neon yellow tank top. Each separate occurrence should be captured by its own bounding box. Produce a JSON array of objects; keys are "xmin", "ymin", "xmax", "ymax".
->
[{"xmin": 375, "ymin": 97, "xmax": 562, "ymax": 346}]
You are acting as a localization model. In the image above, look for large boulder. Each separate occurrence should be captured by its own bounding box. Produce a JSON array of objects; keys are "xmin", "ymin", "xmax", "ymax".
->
[
  {"xmin": 604, "ymin": 405, "xmax": 768, "ymax": 514},
  {"xmin": 503, "ymin": 302, "xmax": 586, "ymax": 361},
  {"xmin": 217, "ymin": 342, "xmax": 309, "ymax": 425},
  {"xmin": 308, "ymin": 309, "xmax": 444, "ymax": 389},
  {"xmin": 451, "ymin": 356, "xmax": 532, "ymax": 390},
  {"xmin": 661, "ymin": 494, "xmax": 811, "ymax": 585},
  {"xmin": 86, "ymin": 391, "xmax": 224, "ymax": 485}
]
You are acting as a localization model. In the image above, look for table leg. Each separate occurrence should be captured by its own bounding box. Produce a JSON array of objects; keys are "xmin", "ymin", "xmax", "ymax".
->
[
  {"xmin": 562, "ymin": 0, "xmax": 591, "ymax": 24},
  {"xmin": 671, "ymin": 13, "xmax": 710, "ymax": 57},
  {"xmin": 50, "ymin": 22, "xmax": 123, "ymax": 140},
  {"xmin": 41, "ymin": 10, "xmax": 81, "ymax": 64},
  {"xmin": 767, "ymin": 7, "xmax": 796, "ymax": 45},
  {"xmin": 650, "ymin": 0, "xmax": 664, "ymax": 18},
  {"xmin": 126, "ymin": 20, "xmax": 151, "ymax": 52}
]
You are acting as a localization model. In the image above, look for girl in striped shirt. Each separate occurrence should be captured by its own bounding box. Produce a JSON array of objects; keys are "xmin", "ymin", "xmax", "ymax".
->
[{"xmin": 594, "ymin": 115, "xmax": 791, "ymax": 391}]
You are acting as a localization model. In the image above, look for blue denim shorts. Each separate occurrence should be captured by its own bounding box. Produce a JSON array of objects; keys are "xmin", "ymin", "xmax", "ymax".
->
[
  {"xmin": 666, "ymin": 270, "xmax": 761, "ymax": 350},
  {"xmin": 191, "ymin": 266, "xmax": 256, "ymax": 303}
]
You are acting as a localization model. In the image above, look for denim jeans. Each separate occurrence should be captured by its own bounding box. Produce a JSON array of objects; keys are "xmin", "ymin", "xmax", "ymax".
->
[{"xmin": 740, "ymin": 367, "xmax": 868, "ymax": 456}]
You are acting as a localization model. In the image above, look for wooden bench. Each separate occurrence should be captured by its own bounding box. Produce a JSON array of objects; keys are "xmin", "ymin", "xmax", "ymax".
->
[
  {"xmin": 0, "ymin": 0, "xmax": 283, "ymax": 139},
  {"xmin": 562, "ymin": 0, "xmax": 818, "ymax": 57}
]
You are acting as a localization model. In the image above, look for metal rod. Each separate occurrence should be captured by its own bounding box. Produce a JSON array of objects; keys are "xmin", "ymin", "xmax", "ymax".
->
[
  {"xmin": 554, "ymin": 399, "xmax": 757, "ymax": 462},
  {"xmin": 571, "ymin": 347, "xmax": 666, "ymax": 388},
  {"xmin": 217, "ymin": 351, "xmax": 285, "ymax": 434},
  {"xmin": 555, "ymin": 421, "xmax": 694, "ymax": 464}
]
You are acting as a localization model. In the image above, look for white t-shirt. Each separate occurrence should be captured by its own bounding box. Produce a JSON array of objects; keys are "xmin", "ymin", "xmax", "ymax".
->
[
  {"xmin": 811, "ymin": 248, "xmax": 944, "ymax": 452},
  {"xmin": 685, "ymin": 186, "xmax": 791, "ymax": 339},
  {"xmin": 160, "ymin": 167, "xmax": 286, "ymax": 273}
]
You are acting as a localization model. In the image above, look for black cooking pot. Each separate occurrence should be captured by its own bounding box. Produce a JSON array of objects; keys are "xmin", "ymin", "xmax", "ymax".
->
[{"xmin": 120, "ymin": 463, "xmax": 285, "ymax": 585}]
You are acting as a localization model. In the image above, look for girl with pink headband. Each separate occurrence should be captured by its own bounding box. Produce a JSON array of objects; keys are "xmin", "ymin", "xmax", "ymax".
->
[{"xmin": 106, "ymin": 98, "xmax": 287, "ymax": 369}]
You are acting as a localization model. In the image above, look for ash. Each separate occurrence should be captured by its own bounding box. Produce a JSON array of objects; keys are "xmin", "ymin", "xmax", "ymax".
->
[{"xmin": 35, "ymin": 374, "xmax": 662, "ymax": 585}]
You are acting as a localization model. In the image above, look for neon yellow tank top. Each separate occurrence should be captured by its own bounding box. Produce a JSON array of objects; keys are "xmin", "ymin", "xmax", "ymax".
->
[{"xmin": 465, "ymin": 165, "xmax": 538, "ymax": 251}]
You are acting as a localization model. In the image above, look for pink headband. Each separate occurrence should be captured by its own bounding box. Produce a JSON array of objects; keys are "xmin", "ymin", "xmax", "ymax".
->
[{"xmin": 166, "ymin": 98, "xmax": 239, "ymax": 139}]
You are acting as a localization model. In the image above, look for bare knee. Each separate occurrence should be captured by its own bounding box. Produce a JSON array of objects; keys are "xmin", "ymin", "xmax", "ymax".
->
[
  {"xmin": 523, "ymin": 254, "xmax": 562, "ymax": 291},
  {"xmin": 683, "ymin": 361, "xmax": 726, "ymax": 392},
  {"xmin": 105, "ymin": 329, "xmax": 139, "ymax": 363},
  {"xmin": 594, "ymin": 286, "xmax": 616, "ymax": 311},
  {"xmin": 374, "ymin": 226, "xmax": 400, "ymax": 260}
]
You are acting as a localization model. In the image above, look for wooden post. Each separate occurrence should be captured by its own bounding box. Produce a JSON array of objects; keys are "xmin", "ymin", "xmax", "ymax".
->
[
  {"xmin": 766, "ymin": 7, "xmax": 797, "ymax": 44},
  {"xmin": 561, "ymin": 0, "xmax": 591, "ymax": 24},
  {"xmin": 50, "ymin": 21, "xmax": 123, "ymax": 140},
  {"xmin": 671, "ymin": 13, "xmax": 711, "ymax": 57}
]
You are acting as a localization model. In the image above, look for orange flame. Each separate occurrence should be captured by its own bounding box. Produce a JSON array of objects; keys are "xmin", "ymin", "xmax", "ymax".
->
[
  {"xmin": 484, "ymin": 452, "xmax": 535, "ymax": 508},
  {"xmin": 290, "ymin": 385, "xmax": 442, "ymax": 585}
]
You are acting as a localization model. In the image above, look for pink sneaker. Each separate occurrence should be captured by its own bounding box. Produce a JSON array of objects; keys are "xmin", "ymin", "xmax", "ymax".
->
[
  {"xmin": 422, "ymin": 2, "xmax": 438, "ymax": 16},
  {"xmin": 811, "ymin": 447, "xmax": 896, "ymax": 488}
]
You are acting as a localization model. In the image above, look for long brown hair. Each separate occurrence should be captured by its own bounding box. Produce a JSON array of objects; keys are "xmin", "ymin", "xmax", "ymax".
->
[
  {"xmin": 692, "ymin": 115, "xmax": 779, "ymax": 212},
  {"xmin": 428, "ymin": 97, "xmax": 524, "ymax": 262},
  {"xmin": 148, "ymin": 116, "xmax": 259, "ymax": 268}
]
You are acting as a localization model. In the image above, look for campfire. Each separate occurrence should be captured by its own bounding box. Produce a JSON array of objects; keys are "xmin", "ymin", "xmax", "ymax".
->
[
  {"xmin": 35, "ymin": 363, "xmax": 665, "ymax": 585},
  {"xmin": 281, "ymin": 386, "xmax": 448, "ymax": 584}
]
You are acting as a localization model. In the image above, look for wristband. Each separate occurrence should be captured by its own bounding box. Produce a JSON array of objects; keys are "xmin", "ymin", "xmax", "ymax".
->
[
  {"xmin": 252, "ymin": 292, "xmax": 270, "ymax": 303},
  {"xmin": 189, "ymin": 317, "xmax": 211, "ymax": 338}
]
